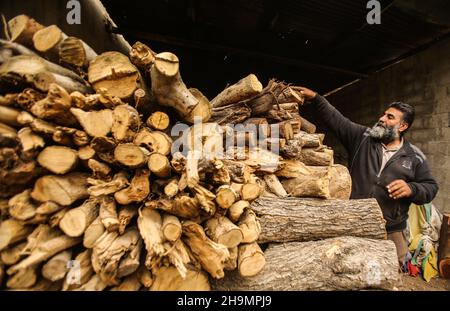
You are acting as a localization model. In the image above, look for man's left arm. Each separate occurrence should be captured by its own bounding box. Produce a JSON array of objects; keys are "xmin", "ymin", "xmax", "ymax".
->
[
  {"xmin": 386, "ymin": 160, "xmax": 438, "ymax": 204},
  {"xmin": 407, "ymin": 160, "xmax": 439, "ymax": 205}
]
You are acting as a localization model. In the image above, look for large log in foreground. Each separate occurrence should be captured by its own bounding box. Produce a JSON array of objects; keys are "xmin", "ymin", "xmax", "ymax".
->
[
  {"xmin": 212, "ymin": 236, "xmax": 400, "ymax": 291},
  {"xmin": 252, "ymin": 197, "xmax": 386, "ymax": 243}
]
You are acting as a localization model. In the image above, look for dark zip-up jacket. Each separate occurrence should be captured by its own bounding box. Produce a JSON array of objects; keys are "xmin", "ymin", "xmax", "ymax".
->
[{"xmin": 309, "ymin": 95, "xmax": 439, "ymax": 232}]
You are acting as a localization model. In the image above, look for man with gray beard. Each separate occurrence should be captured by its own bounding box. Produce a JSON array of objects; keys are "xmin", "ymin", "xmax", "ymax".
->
[{"xmin": 297, "ymin": 87, "xmax": 438, "ymax": 266}]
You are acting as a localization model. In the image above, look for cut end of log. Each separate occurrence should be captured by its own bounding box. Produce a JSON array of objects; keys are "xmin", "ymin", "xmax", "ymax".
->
[
  {"xmin": 238, "ymin": 242, "xmax": 266, "ymax": 277},
  {"xmin": 32, "ymin": 25, "xmax": 63, "ymax": 52},
  {"xmin": 154, "ymin": 52, "xmax": 179, "ymax": 77},
  {"xmin": 37, "ymin": 146, "xmax": 78, "ymax": 174}
]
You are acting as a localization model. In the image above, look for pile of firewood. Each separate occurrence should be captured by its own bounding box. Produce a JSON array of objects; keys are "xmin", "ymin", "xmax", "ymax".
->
[{"xmin": 0, "ymin": 14, "xmax": 400, "ymax": 291}]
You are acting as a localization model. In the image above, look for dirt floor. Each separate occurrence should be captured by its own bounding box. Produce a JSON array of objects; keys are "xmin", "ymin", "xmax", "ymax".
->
[{"xmin": 398, "ymin": 274, "xmax": 450, "ymax": 291}]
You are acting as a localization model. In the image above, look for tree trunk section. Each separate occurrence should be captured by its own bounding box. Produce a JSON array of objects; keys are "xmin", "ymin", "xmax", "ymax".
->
[
  {"xmin": 252, "ymin": 197, "xmax": 387, "ymax": 243},
  {"xmin": 212, "ymin": 236, "xmax": 400, "ymax": 290}
]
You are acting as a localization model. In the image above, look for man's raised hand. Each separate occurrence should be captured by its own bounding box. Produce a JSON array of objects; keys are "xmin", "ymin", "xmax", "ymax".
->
[{"xmin": 297, "ymin": 87, "xmax": 317, "ymax": 101}]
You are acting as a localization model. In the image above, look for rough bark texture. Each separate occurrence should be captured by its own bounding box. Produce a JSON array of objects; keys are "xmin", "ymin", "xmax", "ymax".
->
[
  {"xmin": 212, "ymin": 237, "xmax": 400, "ymax": 290},
  {"xmin": 252, "ymin": 197, "xmax": 387, "ymax": 243}
]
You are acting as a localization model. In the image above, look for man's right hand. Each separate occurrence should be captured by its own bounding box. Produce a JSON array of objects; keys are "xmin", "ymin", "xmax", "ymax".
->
[{"xmin": 297, "ymin": 87, "xmax": 317, "ymax": 101}]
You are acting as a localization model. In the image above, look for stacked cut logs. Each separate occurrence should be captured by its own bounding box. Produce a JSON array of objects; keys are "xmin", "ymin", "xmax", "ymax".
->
[{"xmin": 0, "ymin": 14, "xmax": 400, "ymax": 291}]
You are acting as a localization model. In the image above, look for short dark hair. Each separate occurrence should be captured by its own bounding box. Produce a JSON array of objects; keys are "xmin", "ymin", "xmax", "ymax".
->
[{"xmin": 388, "ymin": 101, "xmax": 415, "ymax": 132}]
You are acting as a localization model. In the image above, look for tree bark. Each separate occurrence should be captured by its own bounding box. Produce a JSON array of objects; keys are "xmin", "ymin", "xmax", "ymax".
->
[
  {"xmin": 252, "ymin": 197, "xmax": 387, "ymax": 243},
  {"xmin": 211, "ymin": 74, "xmax": 262, "ymax": 108},
  {"xmin": 212, "ymin": 236, "xmax": 400, "ymax": 290}
]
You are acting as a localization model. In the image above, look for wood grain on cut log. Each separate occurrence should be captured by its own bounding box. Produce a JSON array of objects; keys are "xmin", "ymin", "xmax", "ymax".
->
[
  {"xmin": 146, "ymin": 111, "xmax": 170, "ymax": 131},
  {"xmin": 263, "ymin": 174, "xmax": 287, "ymax": 197},
  {"xmin": 41, "ymin": 250, "xmax": 72, "ymax": 282},
  {"xmin": 300, "ymin": 147, "xmax": 333, "ymax": 166},
  {"xmin": 213, "ymin": 237, "xmax": 400, "ymax": 291},
  {"xmin": 7, "ymin": 266, "xmax": 38, "ymax": 289},
  {"xmin": 308, "ymin": 164, "xmax": 352, "ymax": 199},
  {"xmin": 1, "ymin": 242, "xmax": 26, "ymax": 265},
  {"xmin": 238, "ymin": 209, "xmax": 261, "ymax": 244},
  {"xmin": 59, "ymin": 36, "xmax": 98, "ymax": 68},
  {"xmin": 252, "ymin": 197, "xmax": 387, "ymax": 243},
  {"xmin": 0, "ymin": 219, "xmax": 33, "ymax": 251},
  {"xmin": 37, "ymin": 146, "xmax": 78, "ymax": 174},
  {"xmin": 211, "ymin": 74, "xmax": 262, "ymax": 108},
  {"xmin": 8, "ymin": 15, "xmax": 44, "ymax": 47},
  {"xmin": 134, "ymin": 128, "xmax": 172, "ymax": 156},
  {"xmin": 70, "ymin": 108, "xmax": 113, "ymax": 137},
  {"xmin": 88, "ymin": 51, "xmax": 140, "ymax": 100},
  {"xmin": 8, "ymin": 189, "xmax": 37, "ymax": 221},
  {"xmin": 31, "ymin": 172, "xmax": 89, "ymax": 206},
  {"xmin": 129, "ymin": 41, "xmax": 156, "ymax": 72},
  {"xmin": 148, "ymin": 153, "xmax": 171, "ymax": 178},
  {"xmin": 83, "ymin": 216, "xmax": 105, "ymax": 249},
  {"xmin": 205, "ymin": 216, "xmax": 243, "ymax": 248},
  {"xmin": 228, "ymin": 200, "xmax": 250, "ymax": 223},
  {"xmin": 59, "ymin": 199, "xmax": 99, "ymax": 237},
  {"xmin": 114, "ymin": 168, "xmax": 150, "ymax": 205},
  {"xmin": 281, "ymin": 169, "xmax": 330, "ymax": 199},
  {"xmin": 215, "ymin": 185, "xmax": 238, "ymax": 209},
  {"xmin": 237, "ymin": 242, "xmax": 265, "ymax": 277},
  {"xmin": 162, "ymin": 214, "xmax": 182, "ymax": 242},
  {"xmin": 114, "ymin": 143, "xmax": 149, "ymax": 168}
]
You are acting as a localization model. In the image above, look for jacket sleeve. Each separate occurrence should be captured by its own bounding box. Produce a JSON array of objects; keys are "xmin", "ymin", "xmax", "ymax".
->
[
  {"xmin": 408, "ymin": 159, "xmax": 439, "ymax": 205},
  {"xmin": 308, "ymin": 95, "xmax": 367, "ymax": 153}
]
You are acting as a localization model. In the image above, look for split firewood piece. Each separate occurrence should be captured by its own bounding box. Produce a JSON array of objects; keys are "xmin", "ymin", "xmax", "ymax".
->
[
  {"xmin": 300, "ymin": 147, "xmax": 333, "ymax": 166},
  {"xmin": 114, "ymin": 143, "xmax": 149, "ymax": 168},
  {"xmin": 129, "ymin": 41, "xmax": 157, "ymax": 72},
  {"xmin": 6, "ymin": 266, "xmax": 38, "ymax": 289},
  {"xmin": 162, "ymin": 239, "xmax": 191, "ymax": 278},
  {"xmin": 118, "ymin": 205, "xmax": 138, "ymax": 235},
  {"xmin": 148, "ymin": 153, "xmax": 171, "ymax": 178},
  {"xmin": 137, "ymin": 265, "xmax": 153, "ymax": 288},
  {"xmin": 146, "ymin": 195, "xmax": 201, "ymax": 219},
  {"xmin": 211, "ymin": 104, "xmax": 251, "ymax": 125},
  {"xmin": 0, "ymin": 219, "xmax": 33, "ymax": 251},
  {"xmin": 74, "ymin": 274, "xmax": 107, "ymax": 291},
  {"xmin": 146, "ymin": 111, "xmax": 170, "ymax": 130},
  {"xmin": 228, "ymin": 200, "xmax": 250, "ymax": 223},
  {"xmin": 0, "ymin": 105, "xmax": 21, "ymax": 127},
  {"xmin": 117, "ymin": 240, "xmax": 142, "ymax": 278},
  {"xmin": 191, "ymin": 183, "xmax": 216, "ymax": 216},
  {"xmin": 215, "ymin": 185, "xmax": 238, "ymax": 209},
  {"xmin": 274, "ymin": 120, "xmax": 294, "ymax": 140},
  {"xmin": 298, "ymin": 116, "xmax": 317, "ymax": 133},
  {"xmin": 8, "ymin": 15, "xmax": 44, "ymax": 47},
  {"xmin": 114, "ymin": 168, "xmax": 150, "ymax": 205},
  {"xmin": 111, "ymin": 273, "xmax": 142, "ymax": 291},
  {"xmin": 237, "ymin": 242, "xmax": 265, "ymax": 277},
  {"xmin": 17, "ymin": 127, "xmax": 45, "ymax": 154},
  {"xmin": 0, "ymin": 242, "xmax": 26, "ymax": 265},
  {"xmin": 112, "ymin": 104, "xmax": 141, "ymax": 142},
  {"xmin": 277, "ymin": 86, "xmax": 304, "ymax": 104},
  {"xmin": 238, "ymin": 209, "xmax": 261, "ymax": 243},
  {"xmin": 48, "ymin": 208, "xmax": 69, "ymax": 228},
  {"xmin": 30, "ymin": 83, "xmax": 77, "ymax": 126},
  {"xmin": 289, "ymin": 117, "xmax": 302, "ymax": 134},
  {"xmin": 281, "ymin": 168, "xmax": 330, "ymax": 199},
  {"xmin": 0, "ymin": 55, "xmax": 89, "ymax": 93},
  {"xmin": 59, "ymin": 199, "xmax": 99, "ymax": 237},
  {"xmin": 83, "ymin": 216, "xmax": 105, "ymax": 248},
  {"xmin": 91, "ymin": 228, "xmax": 141, "ymax": 286},
  {"xmin": 88, "ymin": 51, "xmax": 141, "ymax": 100},
  {"xmin": 70, "ymin": 108, "xmax": 113, "ymax": 137},
  {"xmin": 150, "ymin": 52, "xmax": 211, "ymax": 123},
  {"xmin": 63, "ymin": 249, "xmax": 94, "ymax": 291},
  {"xmin": 36, "ymin": 201, "xmax": 63, "ymax": 215},
  {"xmin": 41, "ymin": 250, "xmax": 72, "ymax": 282},
  {"xmin": 37, "ymin": 146, "xmax": 78, "ymax": 174},
  {"xmin": 32, "ymin": 25, "xmax": 67, "ymax": 60},
  {"xmin": 276, "ymin": 159, "xmax": 311, "ymax": 178},
  {"xmin": 59, "ymin": 36, "xmax": 98, "ymax": 68},
  {"xmin": 263, "ymin": 174, "xmax": 288, "ymax": 197},
  {"xmin": 182, "ymin": 221, "xmax": 230, "ymax": 279},
  {"xmin": 7, "ymin": 234, "xmax": 81, "ymax": 275},
  {"xmin": 281, "ymin": 137, "xmax": 302, "ymax": 159},
  {"xmin": 87, "ymin": 158, "xmax": 111, "ymax": 179},
  {"xmin": 205, "ymin": 215, "xmax": 243, "ymax": 248},
  {"xmin": 150, "ymin": 265, "xmax": 210, "ymax": 291},
  {"xmin": 224, "ymin": 246, "xmax": 238, "ymax": 271},
  {"xmin": 70, "ymin": 91, "xmax": 101, "ymax": 110},
  {"xmin": 88, "ymin": 171, "xmax": 129, "ymax": 197},
  {"xmin": 211, "ymin": 74, "xmax": 263, "ymax": 108},
  {"xmin": 134, "ymin": 128, "xmax": 172, "ymax": 156},
  {"xmin": 99, "ymin": 196, "xmax": 120, "ymax": 232},
  {"xmin": 8, "ymin": 189, "xmax": 37, "ymax": 221},
  {"xmin": 78, "ymin": 145, "xmax": 95, "ymax": 161},
  {"xmin": 222, "ymin": 159, "xmax": 253, "ymax": 184},
  {"xmin": 90, "ymin": 136, "xmax": 116, "ymax": 164},
  {"xmin": 137, "ymin": 207, "xmax": 165, "ymax": 269},
  {"xmin": 243, "ymin": 117, "xmax": 270, "ymax": 137},
  {"xmin": 162, "ymin": 214, "xmax": 182, "ymax": 242},
  {"xmin": 164, "ymin": 179, "xmax": 179, "ymax": 198},
  {"xmin": 31, "ymin": 172, "xmax": 89, "ymax": 206},
  {"xmin": 226, "ymin": 147, "xmax": 282, "ymax": 173},
  {"xmin": 307, "ymin": 164, "xmax": 352, "ymax": 199},
  {"xmin": 241, "ymin": 183, "xmax": 262, "ymax": 202}
]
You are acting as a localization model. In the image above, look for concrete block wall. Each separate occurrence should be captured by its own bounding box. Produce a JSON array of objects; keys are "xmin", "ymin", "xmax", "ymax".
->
[{"xmin": 326, "ymin": 38, "xmax": 450, "ymax": 213}]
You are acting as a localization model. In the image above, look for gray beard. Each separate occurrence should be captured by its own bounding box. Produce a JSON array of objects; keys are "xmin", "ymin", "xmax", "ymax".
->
[{"xmin": 368, "ymin": 122, "xmax": 400, "ymax": 143}]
